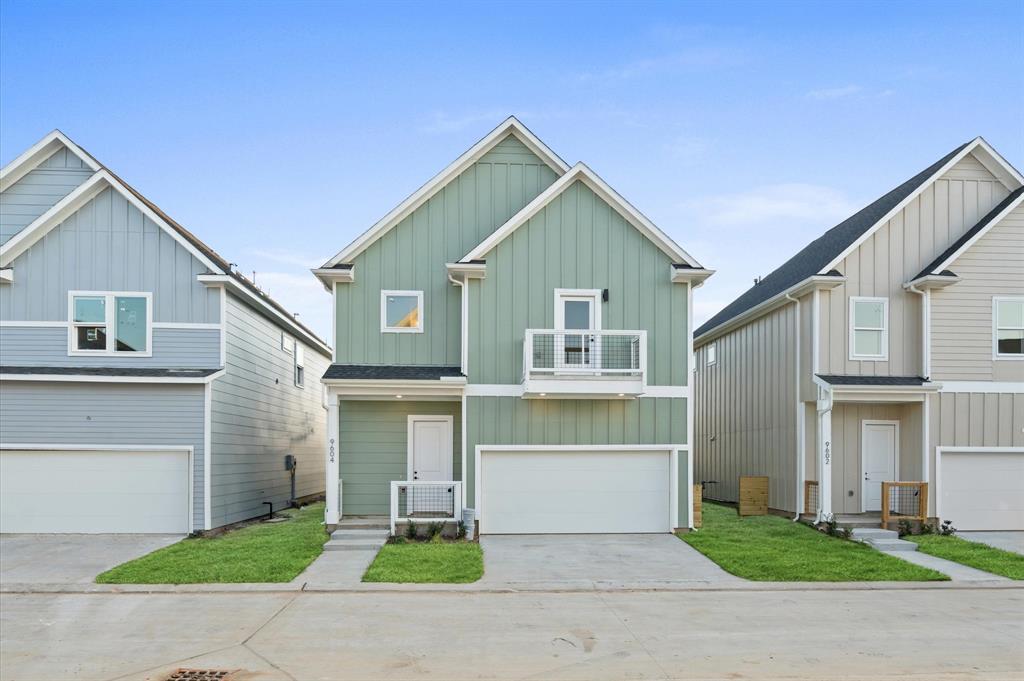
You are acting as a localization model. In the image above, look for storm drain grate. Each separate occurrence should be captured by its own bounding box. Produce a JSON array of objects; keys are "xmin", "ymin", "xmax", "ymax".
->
[{"xmin": 164, "ymin": 670, "xmax": 236, "ymax": 681}]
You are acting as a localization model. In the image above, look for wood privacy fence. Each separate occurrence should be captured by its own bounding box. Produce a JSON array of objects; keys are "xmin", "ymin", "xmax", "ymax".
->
[
  {"xmin": 804, "ymin": 480, "xmax": 819, "ymax": 515},
  {"xmin": 738, "ymin": 476, "xmax": 768, "ymax": 516},
  {"xmin": 881, "ymin": 481, "xmax": 928, "ymax": 524},
  {"xmin": 693, "ymin": 484, "xmax": 702, "ymax": 528}
]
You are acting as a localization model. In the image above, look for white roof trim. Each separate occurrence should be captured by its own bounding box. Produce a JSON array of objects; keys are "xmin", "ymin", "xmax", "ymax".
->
[
  {"xmin": 0, "ymin": 130, "xmax": 100, "ymax": 193},
  {"xmin": 928, "ymin": 190, "xmax": 1024, "ymax": 274},
  {"xmin": 197, "ymin": 274, "xmax": 332, "ymax": 357},
  {"xmin": 323, "ymin": 117, "xmax": 570, "ymax": 267},
  {"xmin": 460, "ymin": 162, "xmax": 702, "ymax": 267},
  {"xmin": 820, "ymin": 138, "xmax": 1022, "ymax": 274}
]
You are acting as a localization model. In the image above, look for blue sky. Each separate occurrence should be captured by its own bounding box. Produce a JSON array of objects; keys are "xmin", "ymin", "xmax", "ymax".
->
[{"xmin": 2, "ymin": 0, "xmax": 1022, "ymax": 340}]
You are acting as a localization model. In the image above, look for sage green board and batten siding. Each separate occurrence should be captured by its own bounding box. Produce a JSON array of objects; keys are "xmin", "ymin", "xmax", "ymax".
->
[
  {"xmin": 0, "ymin": 187, "xmax": 220, "ymax": 323},
  {"xmin": 467, "ymin": 180, "xmax": 688, "ymax": 385},
  {"xmin": 465, "ymin": 396, "xmax": 688, "ymax": 526},
  {"xmin": 0, "ymin": 148, "xmax": 94, "ymax": 245},
  {"xmin": 817, "ymin": 153, "xmax": 1012, "ymax": 377},
  {"xmin": 334, "ymin": 134, "xmax": 558, "ymax": 366},
  {"xmin": 339, "ymin": 400, "xmax": 462, "ymax": 515}
]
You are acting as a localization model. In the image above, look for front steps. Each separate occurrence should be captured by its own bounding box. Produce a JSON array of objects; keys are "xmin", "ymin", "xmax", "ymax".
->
[
  {"xmin": 851, "ymin": 527, "xmax": 918, "ymax": 552},
  {"xmin": 323, "ymin": 516, "xmax": 390, "ymax": 552}
]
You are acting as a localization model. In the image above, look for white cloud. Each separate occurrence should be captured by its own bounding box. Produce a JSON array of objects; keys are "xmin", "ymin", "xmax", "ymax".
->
[
  {"xmin": 679, "ymin": 183, "xmax": 858, "ymax": 229},
  {"xmin": 419, "ymin": 110, "xmax": 516, "ymax": 134}
]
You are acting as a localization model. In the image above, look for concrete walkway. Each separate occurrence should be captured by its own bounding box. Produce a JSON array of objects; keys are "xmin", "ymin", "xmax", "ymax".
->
[
  {"xmin": 0, "ymin": 534, "xmax": 182, "ymax": 584},
  {"xmin": 884, "ymin": 548, "xmax": 1008, "ymax": 582},
  {"xmin": 2, "ymin": 588, "xmax": 1021, "ymax": 680}
]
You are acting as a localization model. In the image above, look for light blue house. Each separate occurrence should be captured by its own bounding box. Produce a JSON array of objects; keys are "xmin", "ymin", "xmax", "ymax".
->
[{"xmin": 0, "ymin": 131, "xmax": 332, "ymax": 534}]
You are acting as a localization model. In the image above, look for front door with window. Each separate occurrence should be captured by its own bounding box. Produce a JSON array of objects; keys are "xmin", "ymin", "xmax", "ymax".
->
[
  {"xmin": 555, "ymin": 290, "xmax": 601, "ymax": 370},
  {"xmin": 407, "ymin": 416, "xmax": 454, "ymax": 516},
  {"xmin": 862, "ymin": 421, "xmax": 898, "ymax": 512}
]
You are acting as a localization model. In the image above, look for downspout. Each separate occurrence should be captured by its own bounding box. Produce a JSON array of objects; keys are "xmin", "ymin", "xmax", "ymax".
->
[
  {"xmin": 447, "ymin": 272, "xmax": 466, "ymax": 375},
  {"xmin": 785, "ymin": 293, "xmax": 803, "ymax": 520},
  {"xmin": 903, "ymin": 283, "xmax": 929, "ymax": 380}
]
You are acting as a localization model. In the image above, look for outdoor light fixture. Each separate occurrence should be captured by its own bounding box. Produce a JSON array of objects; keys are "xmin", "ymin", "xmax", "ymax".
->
[
  {"xmin": 539, "ymin": 393, "xmax": 546, "ymax": 396},
  {"xmin": 395, "ymin": 394, "xmax": 403, "ymax": 399}
]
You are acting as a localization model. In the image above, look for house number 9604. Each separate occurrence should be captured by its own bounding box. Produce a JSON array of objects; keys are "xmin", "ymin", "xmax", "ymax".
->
[{"xmin": 329, "ymin": 437, "xmax": 336, "ymax": 464}]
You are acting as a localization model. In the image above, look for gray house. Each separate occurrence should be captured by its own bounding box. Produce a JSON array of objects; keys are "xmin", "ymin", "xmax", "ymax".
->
[
  {"xmin": 694, "ymin": 137, "xmax": 1023, "ymax": 531},
  {"xmin": 0, "ymin": 131, "xmax": 331, "ymax": 534},
  {"xmin": 314, "ymin": 117, "xmax": 712, "ymax": 534}
]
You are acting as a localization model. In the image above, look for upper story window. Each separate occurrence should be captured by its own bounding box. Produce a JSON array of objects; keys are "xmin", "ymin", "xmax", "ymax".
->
[
  {"xmin": 294, "ymin": 343, "xmax": 306, "ymax": 387},
  {"xmin": 849, "ymin": 296, "xmax": 888, "ymax": 361},
  {"xmin": 381, "ymin": 290, "xmax": 423, "ymax": 333},
  {"xmin": 706, "ymin": 343, "xmax": 717, "ymax": 366},
  {"xmin": 69, "ymin": 291, "xmax": 151, "ymax": 356},
  {"xmin": 282, "ymin": 331, "xmax": 294, "ymax": 354},
  {"xmin": 994, "ymin": 297, "xmax": 1024, "ymax": 359}
]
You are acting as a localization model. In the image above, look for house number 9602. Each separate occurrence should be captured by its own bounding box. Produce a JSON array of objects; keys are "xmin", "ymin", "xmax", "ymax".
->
[{"xmin": 824, "ymin": 440, "xmax": 831, "ymax": 466}]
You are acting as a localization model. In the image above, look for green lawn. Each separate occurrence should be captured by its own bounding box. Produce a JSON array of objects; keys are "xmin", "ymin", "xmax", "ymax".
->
[
  {"xmin": 907, "ymin": 535, "xmax": 1024, "ymax": 580},
  {"xmin": 680, "ymin": 502, "xmax": 947, "ymax": 581},
  {"xmin": 363, "ymin": 541, "xmax": 484, "ymax": 583},
  {"xmin": 96, "ymin": 503, "xmax": 328, "ymax": 584}
]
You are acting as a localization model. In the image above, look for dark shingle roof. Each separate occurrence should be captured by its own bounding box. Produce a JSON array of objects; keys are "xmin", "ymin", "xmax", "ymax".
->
[
  {"xmin": 913, "ymin": 186, "xmax": 1024, "ymax": 281},
  {"xmin": 0, "ymin": 366, "xmax": 219, "ymax": 378},
  {"xmin": 323, "ymin": 365, "xmax": 464, "ymax": 381},
  {"xmin": 695, "ymin": 142, "xmax": 971, "ymax": 339},
  {"xmin": 816, "ymin": 374, "xmax": 926, "ymax": 386}
]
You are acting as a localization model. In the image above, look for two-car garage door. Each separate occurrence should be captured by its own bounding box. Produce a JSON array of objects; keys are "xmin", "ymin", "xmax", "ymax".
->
[
  {"xmin": 940, "ymin": 449, "xmax": 1024, "ymax": 531},
  {"xmin": 0, "ymin": 449, "xmax": 191, "ymax": 533},
  {"xmin": 478, "ymin": 448, "xmax": 674, "ymax": 534}
]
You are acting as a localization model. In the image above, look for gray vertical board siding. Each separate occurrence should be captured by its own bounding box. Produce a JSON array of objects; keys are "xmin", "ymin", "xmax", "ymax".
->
[
  {"xmin": 0, "ymin": 187, "xmax": 220, "ymax": 323},
  {"xmin": 828, "ymin": 402, "xmax": 923, "ymax": 514},
  {"xmin": 339, "ymin": 400, "xmax": 461, "ymax": 515},
  {"xmin": 0, "ymin": 326, "xmax": 221, "ymax": 368},
  {"xmin": 817, "ymin": 153, "xmax": 1012, "ymax": 378},
  {"xmin": 209, "ymin": 294, "xmax": 329, "ymax": 527},
  {"xmin": 467, "ymin": 180, "xmax": 689, "ymax": 386},
  {"xmin": 931, "ymin": 204, "xmax": 1024, "ymax": 381},
  {"xmin": 693, "ymin": 303, "xmax": 798, "ymax": 512},
  {"xmin": 0, "ymin": 381, "xmax": 206, "ymax": 530},
  {"xmin": 464, "ymin": 395, "xmax": 685, "ymax": 512},
  {"xmin": 0, "ymin": 149, "xmax": 93, "ymax": 244},
  {"xmin": 334, "ymin": 134, "xmax": 558, "ymax": 366}
]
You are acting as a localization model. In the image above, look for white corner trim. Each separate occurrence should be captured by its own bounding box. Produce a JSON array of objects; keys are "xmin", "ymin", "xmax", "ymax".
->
[
  {"xmin": 0, "ymin": 129, "xmax": 101, "ymax": 193},
  {"xmin": 380, "ymin": 290, "xmax": 424, "ymax": 333},
  {"xmin": 934, "ymin": 445, "xmax": 1024, "ymax": 519},
  {"xmin": 460, "ymin": 163, "xmax": 702, "ymax": 267},
  {"xmin": 324, "ymin": 117, "xmax": 569, "ymax": 267},
  {"xmin": 932, "ymin": 193, "xmax": 1024, "ymax": 275},
  {"xmin": 203, "ymin": 382, "xmax": 213, "ymax": 530}
]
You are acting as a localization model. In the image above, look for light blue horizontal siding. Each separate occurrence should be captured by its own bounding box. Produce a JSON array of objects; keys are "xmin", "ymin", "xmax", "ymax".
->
[
  {"xmin": 209, "ymin": 293, "xmax": 328, "ymax": 526},
  {"xmin": 0, "ymin": 326, "xmax": 221, "ymax": 368},
  {"xmin": 0, "ymin": 187, "xmax": 220, "ymax": 323},
  {"xmin": 0, "ymin": 148, "xmax": 93, "ymax": 244},
  {"xmin": 0, "ymin": 381, "xmax": 206, "ymax": 531}
]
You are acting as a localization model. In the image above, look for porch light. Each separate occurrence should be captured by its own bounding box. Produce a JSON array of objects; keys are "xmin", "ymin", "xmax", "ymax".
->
[
  {"xmin": 395, "ymin": 394, "xmax": 403, "ymax": 399},
  {"xmin": 539, "ymin": 393, "xmax": 546, "ymax": 397},
  {"xmin": 618, "ymin": 393, "xmax": 625, "ymax": 397}
]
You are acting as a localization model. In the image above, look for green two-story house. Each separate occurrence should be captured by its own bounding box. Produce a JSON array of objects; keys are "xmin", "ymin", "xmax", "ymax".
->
[{"xmin": 314, "ymin": 117, "xmax": 712, "ymax": 534}]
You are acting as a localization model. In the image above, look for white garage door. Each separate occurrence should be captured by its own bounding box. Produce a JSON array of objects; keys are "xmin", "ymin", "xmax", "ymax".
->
[
  {"xmin": 0, "ymin": 449, "xmax": 190, "ymax": 533},
  {"xmin": 942, "ymin": 450, "xmax": 1024, "ymax": 531},
  {"xmin": 479, "ymin": 449, "xmax": 672, "ymax": 534}
]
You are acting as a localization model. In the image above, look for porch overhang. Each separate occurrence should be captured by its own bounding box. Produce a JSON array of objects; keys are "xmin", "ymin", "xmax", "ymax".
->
[
  {"xmin": 325, "ymin": 378, "xmax": 466, "ymax": 400},
  {"xmin": 814, "ymin": 374, "xmax": 942, "ymax": 403}
]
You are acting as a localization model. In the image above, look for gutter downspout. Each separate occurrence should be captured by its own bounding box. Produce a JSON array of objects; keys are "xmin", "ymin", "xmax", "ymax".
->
[
  {"xmin": 785, "ymin": 293, "xmax": 803, "ymax": 521},
  {"xmin": 903, "ymin": 283, "xmax": 930, "ymax": 380}
]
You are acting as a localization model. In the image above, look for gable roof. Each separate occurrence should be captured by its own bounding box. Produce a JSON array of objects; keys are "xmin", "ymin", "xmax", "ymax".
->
[
  {"xmin": 321, "ymin": 116, "xmax": 570, "ymax": 268},
  {"xmin": 459, "ymin": 162, "xmax": 704, "ymax": 268},
  {"xmin": 913, "ymin": 186, "xmax": 1024, "ymax": 280},
  {"xmin": 0, "ymin": 130, "xmax": 331, "ymax": 357},
  {"xmin": 695, "ymin": 137, "xmax": 1022, "ymax": 340}
]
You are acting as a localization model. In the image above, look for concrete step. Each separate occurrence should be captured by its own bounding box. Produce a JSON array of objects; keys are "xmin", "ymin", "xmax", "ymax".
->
[
  {"xmin": 337, "ymin": 518, "xmax": 390, "ymax": 531},
  {"xmin": 330, "ymin": 529, "xmax": 390, "ymax": 541},
  {"xmin": 852, "ymin": 528, "xmax": 898, "ymax": 541},
  {"xmin": 836, "ymin": 516, "xmax": 884, "ymax": 529},
  {"xmin": 323, "ymin": 539, "xmax": 387, "ymax": 552},
  {"xmin": 864, "ymin": 537, "xmax": 918, "ymax": 552}
]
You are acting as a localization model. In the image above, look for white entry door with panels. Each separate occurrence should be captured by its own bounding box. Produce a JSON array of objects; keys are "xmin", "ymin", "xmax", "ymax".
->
[
  {"xmin": 862, "ymin": 421, "xmax": 899, "ymax": 512},
  {"xmin": 406, "ymin": 416, "xmax": 454, "ymax": 516}
]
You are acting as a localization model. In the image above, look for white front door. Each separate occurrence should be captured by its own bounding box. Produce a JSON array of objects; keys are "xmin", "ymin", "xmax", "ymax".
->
[
  {"xmin": 555, "ymin": 290, "xmax": 601, "ymax": 369},
  {"xmin": 408, "ymin": 416, "xmax": 453, "ymax": 482},
  {"xmin": 862, "ymin": 421, "xmax": 898, "ymax": 512}
]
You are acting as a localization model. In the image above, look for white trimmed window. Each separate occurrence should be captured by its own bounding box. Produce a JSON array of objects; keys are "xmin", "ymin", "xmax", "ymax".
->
[
  {"xmin": 282, "ymin": 332, "xmax": 294, "ymax": 354},
  {"xmin": 994, "ymin": 296, "xmax": 1024, "ymax": 358},
  {"xmin": 294, "ymin": 343, "xmax": 306, "ymax": 387},
  {"xmin": 381, "ymin": 290, "xmax": 423, "ymax": 333},
  {"xmin": 69, "ymin": 291, "xmax": 152, "ymax": 356},
  {"xmin": 706, "ymin": 343, "xmax": 717, "ymax": 366},
  {"xmin": 849, "ymin": 296, "xmax": 888, "ymax": 361}
]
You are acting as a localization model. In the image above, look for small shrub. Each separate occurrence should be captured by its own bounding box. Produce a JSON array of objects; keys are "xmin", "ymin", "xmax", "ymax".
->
[
  {"xmin": 939, "ymin": 520, "xmax": 957, "ymax": 536},
  {"xmin": 403, "ymin": 521, "xmax": 417, "ymax": 541},
  {"xmin": 841, "ymin": 527, "xmax": 853, "ymax": 540},
  {"xmin": 427, "ymin": 522, "xmax": 444, "ymax": 539},
  {"xmin": 920, "ymin": 522, "xmax": 935, "ymax": 535},
  {"xmin": 823, "ymin": 514, "xmax": 839, "ymax": 537},
  {"xmin": 430, "ymin": 532, "xmax": 445, "ymax": 544},
  {"xmin": 897, "ymin": 519, "xmax": 914, "ymax": 537},
  {"xmin": 391, "ymin": 536, "xmax": 407, "ymax": 545},
  {"xmin": 456, "ymin": 520, "xmax": 467, "ymax": 540}
]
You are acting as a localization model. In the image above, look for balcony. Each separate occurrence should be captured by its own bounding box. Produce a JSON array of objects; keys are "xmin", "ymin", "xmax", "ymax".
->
[{"xmin": 522, "ymin": 329, "xmax": 646, "ymax": 398}]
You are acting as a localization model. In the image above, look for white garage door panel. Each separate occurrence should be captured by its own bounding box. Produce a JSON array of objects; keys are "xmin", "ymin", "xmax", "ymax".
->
[
  {"xmin": 481, "ymin": 450, "xmax": 671, "ymax": 534},
  {"xmin": 942, "ymin": 452, "xmax": 1024, "ymax": 531},
  {"xmin": 0, "ymin": 450, "xmax": 190, "ymax": 533}
]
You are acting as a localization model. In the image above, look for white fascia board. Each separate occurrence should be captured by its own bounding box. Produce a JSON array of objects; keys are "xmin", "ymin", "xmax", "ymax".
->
[
  {"xmin": 461, "ymin": 163, "xmax": 703, "ymax": 267},
  {"xmin": 694, "ymin": 274, "xmax": 846, "ymax": 347},
  {"xmin": 445, "ymin": 262, "xmax": 487, "ymax": 279},
  {"xmin": 0, "ymin": 269, "xmax": 12, "ymax": 284},
  {"xmin": 0, "ymin": 369, "xmax": 225, "ymax": 384},
  {"xmin": 323, "ymin": 117, "xmax": 569, "ymax": 267},
  {"xmin": 971, "ymin": 137, "xmax": 1024, "ymax": 189},
  {"xmin": 197, "ymin": 275, "xmax": 332, "ymax": 358},
  {"xmin": 311, "ymin": 266, "xmax": 355, "ymax": 290},
  {"xmin": 903, "ymin": 274, "xmax": 960, "ymax": 290},
  {"xmin": 326, "ymin": 378, "xmax": 466, "ymax": 399},
  {"xmin": 927, "ymin": 191, "xmax": 1024, "ymax": 275},
  {"xmin": 820, "ymin": 138, "xmax": 1022, "ymax": 274},
  {"xmin": 0, "ymin": 130, "xmax": 101, "ymax": 192},
  {"xmin": 670, "ymin": 265, "xmax": 715, "ymax": 287}
]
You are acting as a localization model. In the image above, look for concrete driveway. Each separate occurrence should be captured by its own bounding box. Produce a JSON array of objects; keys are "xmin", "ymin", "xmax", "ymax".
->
[
  {"xmin": 0, "ymin": 534, "xmax": 183, "ymax": 585},
  {"xmin": 479, "ymin": 533, "xmax": 740, "ymax": 588},
  {"xmin": 960, "ymin": 531, "xmax": 1024, "ymax": 554}
]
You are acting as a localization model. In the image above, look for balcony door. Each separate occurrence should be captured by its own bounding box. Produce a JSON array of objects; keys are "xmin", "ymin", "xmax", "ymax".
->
[{"xmin": 555, "ymin": 289, "xmax": 602, "ymax": 370}]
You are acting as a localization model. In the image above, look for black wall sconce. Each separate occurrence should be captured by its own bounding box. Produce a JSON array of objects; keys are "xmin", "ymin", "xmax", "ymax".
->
[{"xmin": 602, "ymin": 288, "xmax": 609, "ymax": 302}]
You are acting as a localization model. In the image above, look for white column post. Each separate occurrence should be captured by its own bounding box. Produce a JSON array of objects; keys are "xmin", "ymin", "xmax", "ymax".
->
[
  {"xmin": 817, "ymin": 402, "xmax": 833, "ymax": 521},
  {"xmin": 324, "ymin": 390, "xmax": 341, "ymax": 526}
]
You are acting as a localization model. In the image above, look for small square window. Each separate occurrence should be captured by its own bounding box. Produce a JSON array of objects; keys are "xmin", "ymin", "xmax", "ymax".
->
[
  {"xmin": 706, "ymin": 343, "xmax": 717, "ymax": 366},
  {"xmin": 381, "ymin": 290, "xmax": 423, "ymax": 333},
  {"xmin": 294, "ymin": 344, "xmax": 305, "ymax": 387},
  {"xmin": 994, "ymin": 297, "xmax": 1024, "ymax": 358},
  {"xmin": 850, "ymin": 297, "xmax": 888, "ymax": 361}
]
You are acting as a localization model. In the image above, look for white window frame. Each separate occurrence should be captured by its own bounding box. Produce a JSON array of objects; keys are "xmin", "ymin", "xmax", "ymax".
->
[
  {"xmin": 294, "ymin": 343, "xmax": 306, "ymax": 388},
  {"xmin": 706, "ymin": 343, "xmax": 717, "ymax": 366},
  {"xmin": 381, "ymin": 290, "xmax": 424, "ymax": 333},
  {"xmin": 282, "ymin": 331, "xmax": 294, "ymax": 354},
  {"xmin": 849, "ymin": 296, "xmax": 889, "ymax": 361},
  {"xmin": 993, "ymin": 296, "xmax": 1024, "ymax": 361},
  {"xmin": 67, "ymin": 291, "xmax": 153, "ymax": 357}
]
